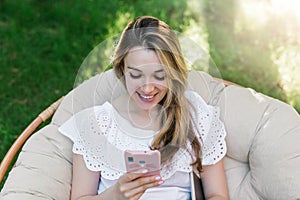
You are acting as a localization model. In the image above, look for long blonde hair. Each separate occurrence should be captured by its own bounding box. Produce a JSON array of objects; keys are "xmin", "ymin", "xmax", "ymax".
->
[{"xmin": 113, "ymin": 16, "xmax": 202, "ymax": 172}]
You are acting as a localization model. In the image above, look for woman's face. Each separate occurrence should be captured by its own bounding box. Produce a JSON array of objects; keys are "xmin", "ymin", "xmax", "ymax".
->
[{"xmin": 123, "ymin": 47, "xmax": 168, "ymax": 111}]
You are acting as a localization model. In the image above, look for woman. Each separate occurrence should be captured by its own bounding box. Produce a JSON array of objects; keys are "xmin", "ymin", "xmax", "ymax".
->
[{"xmin": 59, "ymin": 16, "xmax": 228, "ymax": 200}]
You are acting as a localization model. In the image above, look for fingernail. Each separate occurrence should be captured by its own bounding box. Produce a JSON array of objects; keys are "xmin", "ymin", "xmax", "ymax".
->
[
  {"xmin": 158, "ymin": 180, "xmax": 164, "ymax": 185},
  {"xmin": 141, "ymin": 169, "xmax": 148, "ymax": 173},
  {"xmin": 155, "ymin": 176, "xmax": 161, "ymax": 180}
]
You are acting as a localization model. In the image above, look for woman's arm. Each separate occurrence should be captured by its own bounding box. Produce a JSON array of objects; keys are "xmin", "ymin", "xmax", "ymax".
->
[
  {"xmin": 71, "ymin": 153, "xmax": 100, "ymax": 200},
  {"xmin": 200, "ymin": 159, "xmax": 229, "ymax": 200},
  {"xmin": 71, "ymin": 153, "xmax": 164, "ymax": 200}
]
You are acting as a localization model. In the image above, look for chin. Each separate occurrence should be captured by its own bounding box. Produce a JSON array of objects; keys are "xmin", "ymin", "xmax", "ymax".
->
[
  {"xmin": 136, "ymin": 102, "xmax": 157, "ymax": 111},
  {"xmin": 134, "ymin": 96, "xmax": 159, "ymax": 111}
]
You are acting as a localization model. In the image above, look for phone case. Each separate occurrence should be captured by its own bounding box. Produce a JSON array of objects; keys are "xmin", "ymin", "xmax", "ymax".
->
[{"xmin": 124, "ymin": 150, "xmax": 161, "ymax": 176}]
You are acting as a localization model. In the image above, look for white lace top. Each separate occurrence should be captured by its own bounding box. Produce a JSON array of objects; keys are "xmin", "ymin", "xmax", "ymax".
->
[{"xmin": 59, "ymin": 91, "xmax": 227, "ymax": 199}]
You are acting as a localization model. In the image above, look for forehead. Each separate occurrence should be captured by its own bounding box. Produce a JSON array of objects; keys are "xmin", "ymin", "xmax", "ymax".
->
[{"xmin": 124, "ymin": 47, "xmax": 164, "ymax": 72}]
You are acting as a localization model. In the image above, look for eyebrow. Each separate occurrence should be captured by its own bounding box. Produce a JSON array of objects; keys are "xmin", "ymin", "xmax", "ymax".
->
[{"xmin": 127, "ymin": 66, "xmax": 164, "ymax": 73}]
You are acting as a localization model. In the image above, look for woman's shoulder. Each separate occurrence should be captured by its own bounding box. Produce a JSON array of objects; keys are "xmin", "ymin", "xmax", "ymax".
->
[
  {"xmin": 58, "ymin": 102, "xmax": 125, "ymax": 174},
  {"xmin": 58, "ymin": 102, "xmax": 115, "ymax": 139}
]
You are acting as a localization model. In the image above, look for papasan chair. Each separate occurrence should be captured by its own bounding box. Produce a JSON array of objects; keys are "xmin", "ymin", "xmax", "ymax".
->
[{"xmin": 1, "ymin": 69, "xmax": 300, "ymax": 200}]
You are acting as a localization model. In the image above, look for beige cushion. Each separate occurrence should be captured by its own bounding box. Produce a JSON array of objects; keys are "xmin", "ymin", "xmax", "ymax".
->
[
  {"xmin": 1, "ymin": 70, "xmax": 300, "ymax": 199},
  {"xmin": 219, "ymin": 86, "xmax": 300, "ymax": 199}
]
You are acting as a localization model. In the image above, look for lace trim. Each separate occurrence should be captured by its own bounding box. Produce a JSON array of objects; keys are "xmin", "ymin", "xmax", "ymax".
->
[
  {"xmin": 59, "ymin": 91, "xmax": 227, "ymax": 180},
  {"xmin": 186, "ymin": 91, "xmax": 227, "ymax": 165}
]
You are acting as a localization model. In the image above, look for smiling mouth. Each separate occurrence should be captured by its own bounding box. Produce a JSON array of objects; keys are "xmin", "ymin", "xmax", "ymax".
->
[
  {"xmin": 137, "ymin": 92, "xmax": 155, "ymax": 102},
  {"xmin": 140, "ymin": 94, "xmax": 154, "ymax": 99}
]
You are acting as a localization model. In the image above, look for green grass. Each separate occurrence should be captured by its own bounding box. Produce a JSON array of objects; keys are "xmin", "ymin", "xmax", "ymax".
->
[{"xmin": 1, "ymin": 0, "xmax": 299, "ymax": 189}]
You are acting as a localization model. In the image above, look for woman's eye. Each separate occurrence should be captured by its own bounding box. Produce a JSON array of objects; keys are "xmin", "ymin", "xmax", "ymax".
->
[
  {"xmin": 154, "ymin": 72, "xmax": 166, "ymax": 81},
  {"xmin": 129, "ymin": 72, "xmax": 142, "ymax": 79},
  {"xmin": 154, "ymin": 75, "xmax": 165, "ymax": 81}
]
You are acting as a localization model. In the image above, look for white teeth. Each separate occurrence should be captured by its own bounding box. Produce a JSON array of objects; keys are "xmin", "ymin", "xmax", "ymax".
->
[{"xmin": 140, "ymin": 94, "xmax": 154, "ymax": 99}]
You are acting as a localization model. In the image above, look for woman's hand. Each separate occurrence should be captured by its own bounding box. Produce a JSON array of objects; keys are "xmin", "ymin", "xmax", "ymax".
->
[
  {"xmin": 112, "ymin": 169, "xmax": 164, "ymax": 200},
  {"xmin": 71, "ymin": 154, "xmax": 163, "ymax": 200}
]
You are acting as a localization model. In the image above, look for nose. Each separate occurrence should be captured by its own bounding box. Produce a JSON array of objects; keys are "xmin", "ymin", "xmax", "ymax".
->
[{"xmin": 141, "ymin": 83, "xmax": 155, "ymax": 93}]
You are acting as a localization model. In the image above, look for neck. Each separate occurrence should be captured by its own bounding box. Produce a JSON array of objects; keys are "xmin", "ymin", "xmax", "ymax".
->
[{"xmin": 127, "ymin": 96, "xmax": 163, "ymax": 130}]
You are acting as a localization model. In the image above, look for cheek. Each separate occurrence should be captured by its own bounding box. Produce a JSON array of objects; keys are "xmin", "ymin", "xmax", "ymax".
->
[
  {"xmin": 125, "ymin": 77, "xmax": 139, "ymax": 94},
  {"xmin": 156, "ymin": 83, "xmax": 168, "ymax": 97},
  {"xmin": 157, "ymin": 81, "xmax": 168, "ymax": 92},
  {"xmin": 160, "ymin": 86, "xmax": 168, "ymax": 96}
]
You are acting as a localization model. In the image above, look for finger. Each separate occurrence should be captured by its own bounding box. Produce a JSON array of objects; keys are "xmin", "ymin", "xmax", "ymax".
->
[
  {"xmin": 120, "ymin": 169, "xmax": 149, "ymax": 182},
  {"xmin": 124, "ymin": 178, "xmax": 164, "ymax": 198},
  {"xmin": 119, "ymin": 175, "xmax": 163, "ymax": 196},
  {"xmin": 125, "ymin": 174, "xmax": 162, "ymax": 190}
]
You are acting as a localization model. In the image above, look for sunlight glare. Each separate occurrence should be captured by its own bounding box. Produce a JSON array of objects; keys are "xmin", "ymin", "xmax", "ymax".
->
[
  {"xmin": 241, "ymin": 0, "xmax": 300, "ymax": 109},
  {"xmin": 240, "ymin": 0, "xmax": 300, "ymax": 29},
  {"xmin": 271, "ymin": 0, "xmax": 300, "ymax": 21}
]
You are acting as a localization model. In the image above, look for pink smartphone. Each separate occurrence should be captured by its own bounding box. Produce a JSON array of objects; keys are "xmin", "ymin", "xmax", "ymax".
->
[{"xmin": 124, "ymin": 150, "xmax": 161, "ymax": 176}]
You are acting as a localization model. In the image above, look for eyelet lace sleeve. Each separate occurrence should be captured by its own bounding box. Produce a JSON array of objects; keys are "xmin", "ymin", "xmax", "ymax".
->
[
  {"xmin": 185, "ymin": 91, "xmax": 227, "ymax": 165},
  {"xmin": 58, "ymin": 104, "xmax": 126, "ymax": 178}
]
